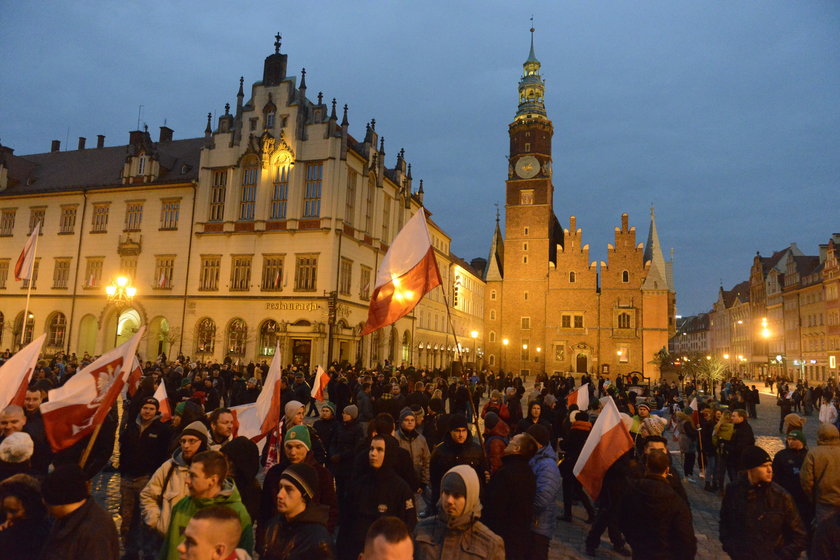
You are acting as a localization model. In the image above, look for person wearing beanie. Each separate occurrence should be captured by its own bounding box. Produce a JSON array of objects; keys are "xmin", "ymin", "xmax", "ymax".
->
[
  {"xmin": 314, "ymin": 401, "xmax": 339, "ymax": 458},
  {"xmin": 261, "ymin": 463, "xmax": 335, "ymax": 560},
  {"xmin": 0, "ymin": 431, "xmax": 34, "ymax": 480},
  {"xmin": 395, "ymin": 406, "xmax": 431, "ymax": 514},
  {"xmin": 483, "ymin": 411, "xmax": 510, "ymax": 476},
  {"xmin": 772, "ymin": 429, "xmax": 811, "ymax": 526},
  {"xmin": 279, "ymin": 400, "xmax": 327, "ymax": 466},
  {"xmin": 721, "ymin": 444, "xmax": 807, "ymax": 559},
  {"xmin": 481, "ymin": 390, "xmax": 511, "ymax": 422},
  {"xmin": 118, "ymin": 392, "xmax": 171, "ymax": 558},
  {"xmin": 801, "ymin": 422, "xmax": 840, "ymax": 525},
  {"xmin": 139, "ymin": 419, "xmax": 209, "ymax": 537},
  {"xmin": 429, "ymin": 414, "xmax": 489, "ymax": 514},
  {"xmin": 414, "ymin": 465, "xmax": 505, "ymax": 560},
  {"xmin": 330, "ymin": 403, "xmax": 365, "ymax": 519},
  {"xmin": 42, "ymin": 464, "xmax": 120, "ymax": 559},
  {"xmin": 524, "ymin": 424, "xmax": 561, "ymax": 560}
]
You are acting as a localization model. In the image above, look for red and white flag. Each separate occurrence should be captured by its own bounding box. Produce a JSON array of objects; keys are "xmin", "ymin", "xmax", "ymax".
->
[
  {"xmin": 159, "ymin": 272, "xmax": 167, "ymax": 288},
  {"xmin": 124, "ymin": 357, "xmax": 144, "ymax": 398},
  {"xmin": 230, "ymin": 345, "xmax": 282, "ymax": 449},
  {"xmin": 567, "ymin": 383, "xmax": 590, "ymax": 412},
  {"xmin": 361, "ymin": 210, "xmax": 442, "ymax": 335},
  {"xmin": 153, "ymin": 381, "xmax": 172, "ymax": 423},
  {"xmin": 574, "ymin": 396, "xmax": 634, "ymax": 500},
  {"xmin": 689, "ymin": 396, "xmax": 700, "ymax": 426},
  {"xmin": 310, "ymin": 365, "xmax": 330, "ymax": 402},
  {"xmin": 14, "ymin": 222, "xmax": 40, "ymax": 281},
  {"xmin": 41, "ymin": 327, "xmax": 145, "ymax": 452},
  {"xmin": 0, "ymin": 333, "xmax": 46, "ymax": 408}
]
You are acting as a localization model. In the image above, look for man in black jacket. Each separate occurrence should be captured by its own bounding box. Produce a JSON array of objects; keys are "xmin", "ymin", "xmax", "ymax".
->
[
  {"xmin": 720, "ymin": 445, "xmax": 807, "ymax": 560},
  {"xmin": 119, "ymin": 396, "xmax": 171, "ymax": 559},
  {"xmin": 726, "ymin": 409, "xmax": 755, "ymax": 482},
  {"xmin": 428, "ymin": 414, "xmax": 489, "ymax": 509},
  {"xmin": 482, "ymin": 433, "xmax": 537, "ymax": 560},
  {"xmin": 620, "ymin": 449, "xmax": 696, "ymax": 560}
]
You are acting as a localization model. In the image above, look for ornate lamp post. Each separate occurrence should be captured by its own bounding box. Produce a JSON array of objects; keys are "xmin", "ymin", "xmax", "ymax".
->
[
  {"xmin": 502, "ymin": 338, "xmax": 509, "ymax": 373},
  {"xmin": 470, "ymin": 330, "xmax": 479, "ymax": 369},
  {"xmin": 105, "ymin": 276, "xmax": 136, "ymax": 345}
]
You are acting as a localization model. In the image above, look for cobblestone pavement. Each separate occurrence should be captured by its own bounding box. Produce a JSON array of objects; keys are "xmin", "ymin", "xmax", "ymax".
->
[{"xmin": 91, "ymin": 382, "xmax": 820, "ymax": 558}]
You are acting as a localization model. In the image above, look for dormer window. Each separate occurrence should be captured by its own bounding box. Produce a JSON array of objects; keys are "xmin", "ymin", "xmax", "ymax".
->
[
  {"xmin": 137, "ymin": 155, "xmax": 147, "ymax": 175},
  {"xmin": 266, "ymin": 112, "xmax": 276, "ymax": 129}
]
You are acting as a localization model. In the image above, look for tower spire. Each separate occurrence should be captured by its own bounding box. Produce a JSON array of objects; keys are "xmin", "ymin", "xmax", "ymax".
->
[{"xmin": 515, "ymin": 23, "xmax": 546, "ymax": 121}]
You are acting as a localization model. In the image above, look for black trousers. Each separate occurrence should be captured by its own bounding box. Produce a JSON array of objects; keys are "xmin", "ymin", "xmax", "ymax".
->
[{"xmin": 562, "ymin": 474, "xmax": 595, "ymax": 519}]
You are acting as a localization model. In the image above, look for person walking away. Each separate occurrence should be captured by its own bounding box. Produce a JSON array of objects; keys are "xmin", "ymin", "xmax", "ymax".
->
[
  {"xmin": 772, "ymin": 429, "xmax": 812, "ymax": 527},
  {"xmin": 800, "ymin": 422, "xmax": 840, "ymax": 525},
  {"xmin": 726, "ymin": 409, "xmax": 755, "ymax": 484},
  {"xmin": 526, "ymin": 424, "xmax": 562, "ymax": 560}
]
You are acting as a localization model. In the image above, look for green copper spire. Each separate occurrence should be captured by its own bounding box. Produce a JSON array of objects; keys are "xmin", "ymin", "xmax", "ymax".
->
[{"xmin": 516, "ymin": 22, "xmax": 547, "ymax": 121}]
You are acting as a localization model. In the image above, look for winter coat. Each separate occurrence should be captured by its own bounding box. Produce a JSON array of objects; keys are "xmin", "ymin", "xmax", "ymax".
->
[
  {"xmin": 119, "ymin": 415, "xmax": 171, "ymax": 476},
  {"xmin": 772, "ymin": 446, "xmax": 812, "ymax": 524},
  {"xmin": 162, "ymin": 480, "xmax": 254, "ymax": 560},
  {"xmin": 40, "ymin": 498, "xmax": 119, "ymax": 560},
  {"xmin": 429, "ymin": 434, "xmax": 489, "ymax": 505},
  {"xmin": 620, "ymin": 474, "xmax": 696, "ymax": 560},
  {"xmin": 727, "ymin": 421, "xmax": 756, "ymax": 467},
  {"xmin": 560, "ymin": 420, "xmax": 591, "ymax": 477},
  {"xmin": 811, "ymin": 510, "xmax": 840, "ymax": 560},
  {"xmin": 313, "ymin": 417, "xmax": 339, "ymax": 457},
  {"xmin": 414, "ymin": 516, "xmax": 505, "ymax": 560},
  {"xmin": 0, "ymin": 514, "xmax": 50, "ymax": 559},
  {"xmin": 482, "ymin": 453, "xmax": 536, "ymax": 557},
  {"xmin": 329, "ymin": 418, "xmax": 364, "ymax": 474},
  {"xmin": 529, "ymin": 443, "xmax": 562, "ymax": 538},
  {"xmin": 483, "ymin": 419, "xmax": 510, "ymax": 475},
  {"xmin": 396, "ymin": 427, "xmax": 431, "ymax": 485},
  {"xmin": 355, "ymin": 390, "xmax": 374, "ymax": 422},
  {"xmin": 261, "ymin": 503, "xmax": 335, "ymax": 560},
  {"xmin": 720, "ymin": 478, "xmax": 807, "ymax": 560},
  {"xmin": 801, "ymin": 424, "xmax": 840, "ymax": 508},
  {"xmin": 139, "ymin": 447, "xmax": 193, "ymax": 535},
  {"xmin": 482, "ymin": 399, "xmax": 510, "ymax": 422}
]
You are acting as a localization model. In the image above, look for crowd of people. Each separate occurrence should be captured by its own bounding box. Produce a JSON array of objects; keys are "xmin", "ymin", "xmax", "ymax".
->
[{"xmin": 1, "ymin": 347, "xmax": 840, "ymax": 559}]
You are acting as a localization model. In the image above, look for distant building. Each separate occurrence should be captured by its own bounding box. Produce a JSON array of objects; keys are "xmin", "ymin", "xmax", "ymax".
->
[
  {"xmin": 670, "ymin": 313, "xmax": 710, "ymax": 356},
  {"xmin": 481, "ymin": 31, "xmax": 675, "ymax": 380}
]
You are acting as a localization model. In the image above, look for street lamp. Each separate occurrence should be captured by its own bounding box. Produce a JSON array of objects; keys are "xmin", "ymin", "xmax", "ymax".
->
[
  {"xmin": 106, "ymin": 276, "xmax": 137, "ymax": 345},
  {"xmin": 470, "ymin": 330, "xmax": 479, "ymax": 369},
  {"xmin": 502, "ymin": 338, "xmax": 509, "ymax": 373},
  {"xmin": 536, "ymin": 346, "xmax": 541, "ymax": 374}
]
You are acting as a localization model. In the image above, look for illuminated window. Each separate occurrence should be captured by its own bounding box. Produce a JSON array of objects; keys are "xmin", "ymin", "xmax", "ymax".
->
[
  {"xmin": 262, "ymin": 255, "xmax": 284, "ymax": 291},
  {"xmin": 240, "ymin": 161, "xmax": 258, "ymax": 220},
  {"xmin": 303, "ymin": 162, "xmax": 323, "ymax": 218},
  {"xmin": 271, "ymin": 166, "xmax": 289, "ymax": 219},
  {"xmin": 196, "ymin": 318, "xmax": 216, "ymax": 355},
  {"xmin": 91, "ymin": 204, "xmax": 110, "ymax": 233},
  {"xmin": 209, "ymin": 170, "xmax": 227, "ymax": 221},
  {"xmin": 294, "ymin": 255, "xmax": 318, "ymax": 292},
  {"xmin": 230, "ymin": 256, "xmax": 252, "ymax": 291},
  {"xmin": 199, "ymin": 256, "xmax": 220, "ymax": 291}
]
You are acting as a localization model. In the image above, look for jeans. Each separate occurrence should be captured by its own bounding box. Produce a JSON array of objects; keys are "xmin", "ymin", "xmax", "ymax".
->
[{"xmin": 120, "ymin": 474, "xmax": 155, "ymax": 556}]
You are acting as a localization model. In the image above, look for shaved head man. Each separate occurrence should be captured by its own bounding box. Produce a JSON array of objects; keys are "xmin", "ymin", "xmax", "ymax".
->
[
  {"xmin": 177, "ymin": 505, "xmax": 243, "ymax": 560},
  {"xmin": 0, "ymin": 405, "xmax": 26, "ymax": 438}
]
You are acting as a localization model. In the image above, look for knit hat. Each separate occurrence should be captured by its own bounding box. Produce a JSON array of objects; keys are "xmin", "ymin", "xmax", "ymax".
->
[
  {"xmin": 526, "ymin": 424, "xmax": 551, "ymax": 448},
  {"xmin": 399, "ymin": 407, "xmax": 416, "ymax": 423},
  {"xmin": 429, "ymin": 398, "xmax": 444, "ymax": 413},
  {"xmin": 484, "ymin": 412, "xmax": 500, "ymax": 430},
  {"xmin": 448, "ymin": 414, "xmax": 469, "ymax": 432},
  {"xmin": 284, "ymin": 425, "xmax": 311, "ymax": 451},
  {"xmin": 180, "ymin": 420, "xmax": 210, "ymax": 446},
  {"xmin": 637, "ymin": 402, "xmax": 651, "ymax": 412},
  {"xmin": 543, "ymin": 394, "xmax": 557, "ymax": 408},
  {"xmin": 175, "ymin": 402, "xmax": 187, "ymax": 417},
  {"xmin": 142, "ymin": 397, "xmax": 159, "ymax": 409},
  {"xmin": 441, "ymin": 470, "xmax": 467, "ymax": 496},
  {"xmin": 343, "ymin": 404, "xmax": 358, "ymax": 420},
  {"xmin": 247, "ymin": 377, "xmax": 258, "ymax": 385},
  {"xmin": 0, "ymin": 432, "xmax": 34, "ymax": 463},
  {"xmin": 740, "ymin": 445, "xmax": 771, "ymax": 470},
  {"xmin": 490, "ymin": 390, "xmax": 502, "ymax": 401},
  {"xmin": 180, "ymin": 378, "xmax": 192, "ymax": 387},
  {"xmin": 285, "ymin": 400, "xmax": 304, "ymax": 422},
  {"xmin": 787, "ymin": 430, "xmax": 807, "ymax": 445},
  {"xmin": 280, "ymin": 463, "xmax": 318, "ymax": 502},
  {"xmin": 784, "ymin": 413, "xmax": 806, "ymax": 432},
  {"xmin": 321, "ymin": 402, "xmax": 336, "ymax": 416},
  {"xmin": 42, "ymin": 464, "xmax": 89, "ymax": 506}
]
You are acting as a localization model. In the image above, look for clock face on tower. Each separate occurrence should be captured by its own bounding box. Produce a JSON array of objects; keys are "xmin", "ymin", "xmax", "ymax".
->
[{"xmin": 515, "ymin": 155, "xmax": 540, "ymax": 179}]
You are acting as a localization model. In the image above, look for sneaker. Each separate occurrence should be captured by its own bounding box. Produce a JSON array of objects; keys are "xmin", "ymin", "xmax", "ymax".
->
[{"xmin": 686, "ymin": 476, "xmax": 696, "ymax": 483}]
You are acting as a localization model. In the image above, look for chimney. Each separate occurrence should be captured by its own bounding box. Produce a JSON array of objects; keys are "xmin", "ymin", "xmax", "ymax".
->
[
  {"xmin": 159, "ymin": 126, "xmax": 173, "ymax": 143},
  {"xmin": 78, "ymin": 137, "xmax": 86, "ymax": 150},
  {"xmin": 51, "ymin": 140, "xmax": 61, "ymax": 152},
  {"xmin": 97, "ymin": 135, "xmax": 105, "ymax": 148},
  {"xmin": 129, "ymin": 130, "xmax": 144, "ymax": 146}
]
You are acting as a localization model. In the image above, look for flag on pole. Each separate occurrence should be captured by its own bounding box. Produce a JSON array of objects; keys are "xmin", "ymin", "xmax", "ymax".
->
[
  {"xmin": 689, "ymin": 396, "xmax": 699, "ymax": 426},
  {"xmin": 159, "ymin": 272, "xmax": 167, "ymax": 288},
  {"xmin": 230, "ymin": 345, "xmax": 283, "ymax": 449},
  {"xmin": 573, "ymin": 397, "xmax": 634, "ymax": 500},
  {"xmin": 567, "ymin": 383, "xmax": 590, "ymax": 412},
  {"xmin": 41, "ymin": 327, "xmax": 146, "ymax": 452},
  {"xmin": 0, "ymin": 333, "xmax": 46, "ymax": 408},
  {"xmin": 14, "ymin": 222, "xmax": 40, "ymax": 281},
  {"xmin": 361, "ymin": 210, "xmax": 442, "ymax": 335},
  {"xmin": 153, "ymin": 381, "xmax": 172, "ymax": 423},
  {"xmin": 124, "ymin": 357, "xmax": 144, "ymax": 398},
  {"xmin": 311, "ymin": 365, "xmax": 330, "ymax": 402}
]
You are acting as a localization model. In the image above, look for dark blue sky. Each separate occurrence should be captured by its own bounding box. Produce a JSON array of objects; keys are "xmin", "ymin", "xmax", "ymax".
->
[{"xmin": 2, "ymin": 1, "xmax": 838, "ymax": 315}]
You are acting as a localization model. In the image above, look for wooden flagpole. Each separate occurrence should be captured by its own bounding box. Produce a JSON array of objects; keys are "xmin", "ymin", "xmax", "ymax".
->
[{"xmin": 20, "ymin": 223, "xmax": 40, "ymax": 347}]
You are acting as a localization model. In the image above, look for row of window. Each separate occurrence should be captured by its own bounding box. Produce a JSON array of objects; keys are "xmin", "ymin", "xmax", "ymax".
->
[
  {"xmin": 0, "ymin": 199, "xmax": 181, "ymax": 237},
  {"xmin": 484, "ymin": 310, "xmax": 632, "ymax": 330},
  {"xmin": 0, "ymin": 311, "xmax": 66, "ymax": 348}
]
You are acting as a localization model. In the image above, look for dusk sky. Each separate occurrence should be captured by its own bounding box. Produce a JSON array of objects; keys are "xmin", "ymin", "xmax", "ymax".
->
[{"xmin": 2, "ymin": 1, "xmax": 838, "ymax": 316}]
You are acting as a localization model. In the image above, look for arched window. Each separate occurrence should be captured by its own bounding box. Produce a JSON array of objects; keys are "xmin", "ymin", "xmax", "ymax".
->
[
  {"xmin": 489, "ymin": 354, "xmax": 496, "ymax": 366},
  {"xmin": 489, "ymin": 331, "xmax": 496, "ymax": 343},
  {"xmin": 227, "ymin": 318, "xmax": 248, "ymax": 356},
  {"xmin": 622, "ymin": 270, "xmax": 629, "ymax": 283},
  {"xmin": 14, "ymin": 312, "xmax": 35, "ymax": 347},
  {"xmin": 618, "ymin": 313, "xmax": 631, "ymax": 329},
  {"xmin": 490, "ymin": 290, "xmax": 497, "ymax": 301},
  {"xmin": 569, "ymin": 271, "xmax": 576, "ymax": 283},
  {"xmin": 402, "ymin": 331, "xmax": 411, "ymax": 364},
  {"xmin": 259, "ymin": 320, "xmax": 278, "ymax": 356},
  {"xmin": 490, "ymin": 310, "xmax": 496, "ymax": 321},
  {"xmin": 370, "ymin": 330, "xmax": 381, "ymax": 363},
  {"xmin": 196, "ymin": 318, "xmax": 216, "ymax": 354},
  {"xmin": 47, "ymin": 312, "xmax": 67, "ymax": 348}
]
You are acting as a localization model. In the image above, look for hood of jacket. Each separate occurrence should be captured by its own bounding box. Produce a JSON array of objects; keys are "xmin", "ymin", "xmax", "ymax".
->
[
  {"xmin": 189, "ymin": 479, "xmax": 242, "ymax": 509},
  {"xmin": 438, "ymin": 464, "xmax": 482, "ymax": 529},
  {"xmin": 818, "ymin": 423, "xmax": 840, "ymax": 445},
  {"xmin": 530, "ymin": 442, "xmax": 558, "ymax": 465},
  {"xmin": 221, "ymin": 436, "xmax": 261, "ymax": 480},
  {"xmin": 485, "ymin": 418, "xmax": 510, "ymax": 438}
]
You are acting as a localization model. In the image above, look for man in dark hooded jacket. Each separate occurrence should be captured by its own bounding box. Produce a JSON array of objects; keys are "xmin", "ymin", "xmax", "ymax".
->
[
  {"xmin": 429, "ymin": 414, "xmax": 488, "ymax": 509},
  {"xmin": 336, "ymin": 434, "xmax": 416, "ymax": 560}
]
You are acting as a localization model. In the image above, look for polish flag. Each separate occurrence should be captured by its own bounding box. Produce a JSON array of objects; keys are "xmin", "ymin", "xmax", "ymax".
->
[
  {"xmin": 573, "ymin": 396, "xmax": 634, "ymax": 500},
  {"xmin": 159, "ymin": 272, "xmax": 167, "ymax": 288},
  {"xmin": 14, "ymin": 222, "xmax": 40, "ymax": 281},
  {"xmin": 310, "ymin": 365, "xmax": 330, "ymax": 402},
  {"xmin": 42, "ymin": 327, "xmax": 145, "ymax": 452},
  {"xmin": 153, "ymin": 381, "xmax": 172, "ymax": 422},
  {"xmin": 0, "ymin": 333, "xmax": 46, "ymax": 408},
  {"xmin": 689, "ymin": 396, "xmax": 700, "ymax": 426},
  {"xmin": 230, "ymin": 345, "xmax": 282, "ymax": 449},
  {"xmin": 124, "ymin": 357, "xmax": 144, "ymax": 398},
  {"xmin": 361, "ymin": 210, "xmax": 442, "ymax": 335},
  {"xmin": 567, "ymin": 383, "xmax": 590, "ymax": 412}
]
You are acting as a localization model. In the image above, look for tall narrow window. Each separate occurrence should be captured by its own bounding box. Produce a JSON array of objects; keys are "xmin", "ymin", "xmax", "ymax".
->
[
  {"xmin": 0, "ymin": 209, "xmax": 15, "ymax": 236},
  {"xmin": 364, "ymin": 176, "xmax": 375, "ymax": 235},
  {"xmin": 360, "ymin": 265, "xmax": 371, "ymax": 300},
  {"xmin": 261, "ymin": 255, "xmax": 284, "ymax": 291},
  {"xmin": 339, "ymin": 258, "xmax": 352, "ymax": 295},
  {"xmin": 124, "ymin": 202, "xmax": 143, "ymax": 231},
  {"xmin": 91, "ymin": 204, "xmax": 110, "ymax": 232},
  {"xmin": 160, "ymin": 199, "xmax": 180, "ymax": 229},
  {"xmin": 47, "ymin": 313, "xmax": 66, "ymax": 348},
  {"xmin": 137, "ymin": 155, "xmax": 147, "ymax": 175},
  {"xmin": 22, "ymin": 259, "xmax": 39, "ymax": 289},
  {"xmin": 230, "ymin": 256, "xmax": 252, "ymax": 291},
  {"xmin": 521, "ymin": 317, "xmax": 531, "ymax": 330},
  {"xmin": 199, "ymin": 256, "xmax": 221, "ymax": 291},
  {"xmin": 227, "ymin": 319, "xmax": 248, "ymax": 356},
  {"xmin": 294, "ymin": 255, "xmax": 318, "ymax": 292},
  {"xmin": 240, "ymin": 161, "xmax": 258, "ymax": 220},
  {"xmin": 154, "ymin": 256, "xmax": 175, "ymax": 289},
  {"xmin": 53, "ymin": 258, "xmax": 71, "ymax": 288},
  {"xmin": 266, "ymin": 112, "xmax": 276, "ymax": 129},
  {"xmin": 569, "ymin": 271, "xmax": 576, "ymax": 283},
  {"xmin": 345, "ymin": 168, "xmax": 357, "ymax": 225},
  {"xmin": 29, "ymin": 208, "xmax": 45, "ymax": 233},
  {"xmin": 303, "ymin": 162, "xmax": 323, "ymax": 218},
  {"xmin": 618, "ymin": 312, "xmax": 631, "ymax": 329},
  {"xmin": 0, "ymin": 260, "xmax": 9, "ymax": 289},
  {"xmin": 59, "ymin": 206, "xmax": 77, "ymax": 234},
  {"xmin": 120, "ymin": 256, "xmax": 137, "ymax": 280},
  {"xmin": 382, "ymin": 195, "xmax": 391, "ymax": 242},
  {"xmin": 271, "ymin": 166, "xmax": 289, "ymax": 219},
  {"xmin": 210, "ymin": 170, "xmax": 227, "ymax": 221},
  {"xmin": 622, "ymin": 270, "xmax": 629, "ymax": 283},
  {"xmin": 84, "ymin": 258, "xmax": 104, "ymax": 288},
  {"xmin": 196, "ymin": 318, "xmax": 216, "ymax": 354}
]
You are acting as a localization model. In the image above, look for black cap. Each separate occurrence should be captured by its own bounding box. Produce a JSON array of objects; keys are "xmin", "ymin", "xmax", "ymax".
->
[{"xmin": 740, "ymin": 445, "xmax": 771, "ymax": 470}]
